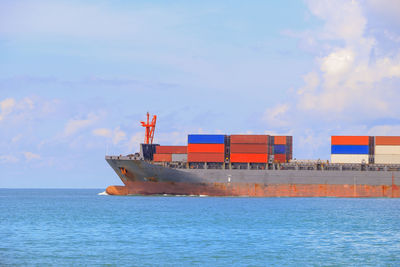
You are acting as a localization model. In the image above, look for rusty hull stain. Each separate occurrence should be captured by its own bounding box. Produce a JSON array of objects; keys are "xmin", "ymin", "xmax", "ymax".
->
[{"xmin": 106, "ymin": 182, "xmax": 400, "ymax": 198}]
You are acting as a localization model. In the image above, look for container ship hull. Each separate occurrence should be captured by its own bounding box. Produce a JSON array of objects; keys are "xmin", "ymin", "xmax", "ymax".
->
[{"xmin": 105, "ymin": 156, "xmax": 400, "ymax": 197}]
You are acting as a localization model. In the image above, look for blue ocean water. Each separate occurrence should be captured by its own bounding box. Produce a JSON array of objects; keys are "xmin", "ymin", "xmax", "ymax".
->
[{"xmin": 1, "ymin": 189, "xmax": 400, "ymax": 266}]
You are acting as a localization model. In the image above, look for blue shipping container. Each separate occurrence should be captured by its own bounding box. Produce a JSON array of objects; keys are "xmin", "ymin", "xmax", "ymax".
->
[
  {"xmin": 273, "ymin": 145, "xmax": 286, "ymax": 154},
  {"xmin": 188, "ymin": 134, "xmax": 225, "ymax": 144},
  {"xmin": 331, "ymin": 145, "xmax": 369, "ymax": 154}
]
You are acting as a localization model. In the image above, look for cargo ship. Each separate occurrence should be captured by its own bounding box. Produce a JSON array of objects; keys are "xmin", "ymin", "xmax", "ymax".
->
[{"xmin": 105, "ymin": 113, "xmax": 400, "ymax": 197}]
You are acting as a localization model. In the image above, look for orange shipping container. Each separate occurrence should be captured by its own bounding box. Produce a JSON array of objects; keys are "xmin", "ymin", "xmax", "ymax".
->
[
  {"xmin": 230, "ymin": 135, "xmax": 268, "ymax": 144},
  {"xmin": 274, "ymin": 136, "xmax": 287, "ymax": 145},
  {"xmin": 375, "ymin": 136, "xmax": 400, "ymax": 146},
  {"xmin": 156, "ymin": 146, "xmax": 187, "ymax": 154},
  {"xmin": 188, "ymin": 153, "xmax": 225, "ymax": 162},
  {"xmin": 230, "ymin": 144, "xmax": 268, "ymax": 153},
  {"xmin": 274, "ymin": 154, "xmax": 287, "ymax": 163},
  {"xmin": 331, "ymin": 136, "xmax": 369, "ymax": 145},
  {"xmin": 188, "ymin": 144, "xmax": 224, "ymax": 153},
  {"xmin": 153, "ymin": 154, "xmax": 172, "ymax": 162},
  {"xmin": 230, "ymin": 153, "xmax": 268, "ymax": 163}
]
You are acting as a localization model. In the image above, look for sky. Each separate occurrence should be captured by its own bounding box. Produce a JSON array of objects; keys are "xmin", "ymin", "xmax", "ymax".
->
[{"xmin": 1, "ymin": 0, "xmax": 400, "ymax": 188}]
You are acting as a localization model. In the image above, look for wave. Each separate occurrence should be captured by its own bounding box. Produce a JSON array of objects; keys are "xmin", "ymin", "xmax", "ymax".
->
[{"xmin": 97, "ymin": 191, "xmax": 109, "ymax": 196}]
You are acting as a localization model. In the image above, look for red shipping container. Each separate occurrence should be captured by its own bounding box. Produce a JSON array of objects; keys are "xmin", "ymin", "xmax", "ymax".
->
[
  {"xmin": 188, "ymin": 144, "xmax": 224, "ymax": 153},
  {"xmin": 230, "ymin": 135, "xmax": 268, "ymax": 144},
  {"xmin": 274, "ymin": 136, "xmax": 287, "ymax": 145},
  {"xmin": 375, "ymin": 136, "xmax": 400, "ymax": 146},
  {"xmin": 156, "ymin": 146, "xmax": 187, "ymax": 154},
  {"xmin": 230, "ymin": 153, "xmax": 268, "ymax": 163},
  {"xmin": 188, "ymin": 153, "xmax": 225, "ymax": 162},
  {"xmin": 331, "ymin": 136, "xmax": 369, "ymax": 145},
  {"xmin": 230, "ymin": 144, "xmax": 268, "ymax": 153},
  {"xmin": 273, "ymin": 154, "xmax": 286, "ymax": 163},
  {"xmin": 153, "ymin": 154, "xmax": 172, "ymax": 162}
]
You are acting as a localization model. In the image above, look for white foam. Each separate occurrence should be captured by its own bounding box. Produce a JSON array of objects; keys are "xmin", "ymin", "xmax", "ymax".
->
[
  {"xmin": 161, "ymin": 194, "xmax": 209, "ymax": 197},
  {"xmin": 97, "ymin": 191, "xmax": 109, "ymax": 196}
]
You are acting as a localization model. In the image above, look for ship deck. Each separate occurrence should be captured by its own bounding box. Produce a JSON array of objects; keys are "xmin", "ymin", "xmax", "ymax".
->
[{"xmin": 105, "ymin": 156, "xmax": 400, "ymax": 172}]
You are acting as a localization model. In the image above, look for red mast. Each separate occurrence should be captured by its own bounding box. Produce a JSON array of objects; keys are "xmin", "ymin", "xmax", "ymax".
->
[{"xmin": 140, "ymin": 112, "xmax": 157, "ymax": 144}]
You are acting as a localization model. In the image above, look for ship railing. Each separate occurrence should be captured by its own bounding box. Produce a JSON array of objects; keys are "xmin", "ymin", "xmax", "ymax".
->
[{"xmin": 106, "ymin": 155, "xmax": 400, "ymax": 171}]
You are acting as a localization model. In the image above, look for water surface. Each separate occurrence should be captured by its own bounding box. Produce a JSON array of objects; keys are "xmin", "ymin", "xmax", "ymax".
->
[{"xmin": 1, "ymin": 189, "xmax": 400, "ymax": 266}]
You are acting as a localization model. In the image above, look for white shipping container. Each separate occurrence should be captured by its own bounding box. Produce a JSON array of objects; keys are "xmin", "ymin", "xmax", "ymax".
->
[
  {"xmin": 331, "ymin": 154, "xmax": 369, "ymax": 164},
  {"xmin": 374, "ymin": 155, "xmax": 400, "ymax": 164},
  {"xmin": 375, "ymin": 145, "xmax": 400, "ymax": 155},
  {"xmin": 172, "ymin": 153, "xmax": 187, "ymax": 162}
]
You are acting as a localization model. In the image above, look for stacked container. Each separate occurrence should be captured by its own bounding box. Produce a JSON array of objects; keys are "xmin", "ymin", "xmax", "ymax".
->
[
  {"xmin": 375, "ymin": 136, "xmax": 400, "ymax": 164},
  {"xmin": 331, "ymin": 136, "xmax": 370, "ymax": 163},
  {"xmin": 187, "ymin": 135, "xmax": 225, "ymax": 162},
  {"xmin": 271, "ymin": 136, "xmax": 293, "ymax": 163},
  {"xmin": 153, "ymin": 146, "xmax": 187, "ymax": 162},
  {"xmin": 230, "ymin": 135, "xmax": 269, "ymax": 163}
]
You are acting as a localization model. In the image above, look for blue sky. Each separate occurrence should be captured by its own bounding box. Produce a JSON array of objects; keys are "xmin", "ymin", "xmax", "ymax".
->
[{"xmin": 1, "ymin": 0, "xmax": 400, "ymax": 188}]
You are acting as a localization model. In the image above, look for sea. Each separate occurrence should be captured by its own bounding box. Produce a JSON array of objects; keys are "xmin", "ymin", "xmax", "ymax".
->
[{"xmin": 1, "ymin": 189, "xmax": 400, "ymax": 266}]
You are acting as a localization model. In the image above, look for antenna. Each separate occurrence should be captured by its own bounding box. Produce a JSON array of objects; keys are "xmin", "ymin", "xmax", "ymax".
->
[{"xmin": 140, "ymin": 112, "xmax": 157, "ymax": 144}]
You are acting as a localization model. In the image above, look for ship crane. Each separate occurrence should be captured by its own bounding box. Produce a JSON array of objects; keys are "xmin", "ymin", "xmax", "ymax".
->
[{"xmin": 140, "ymin": 112, "xmax": 157, "ymax": 144}]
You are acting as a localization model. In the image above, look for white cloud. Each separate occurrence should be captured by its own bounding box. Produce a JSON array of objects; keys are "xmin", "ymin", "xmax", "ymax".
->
[
  {"xmin": 112, "ymin": 127, "xmax": 126, "ymax": 145},
  {"xmin": 0, "ymin": 154, "xmax": 19, "ymax": 163},
  {"xmin": 92, "ymin": 128, "xmax": 112, "ymax": 138},
  {"xmin": 0, "ymin": 98, "xmax": 16, "ymax": 121},
  {"xmin": 306, "ymin": 0, "xmax": 366, "ymax": 42},
  {"xmin": 297, "ymin": 71, "xmax": 319, "ymax": 95},
  {"xmin": 18, "ymin": 97, "xmax": 34, "ymax": 110},
  {"xmin": 92, "ymin": 127, "xmax": 126, "ymax": 145},
  {"xmin": 11, "ymin": 134, "xmax": 22, "ymax": 143},
  {"xmin": 63, "ymin": 113, "xmax": 99, "ymax": 137},
  {"xmin": 23, "ymin": 152, "xmax": 41, "ymax": 161},
  {"xmin": 127, "ymin": 132, "xmax": 144, "ymax": 153},
  {"xmin": 320, "ymin": 48, "xmax": 354, "ymax": 76},
  {"xmin": 0, "ymin": 97, "xmax": 36, "ymax": 122},
  {"xmin": 260, "ymin": 0, "xmax": 400, "ymax": 159},
  {"xmin": 263, "ymin": 104, "xmax": 289, "ymax": 127},
  {"xmin": 290, "ymin": 0, "xmax": 400, "ymax": 119}
]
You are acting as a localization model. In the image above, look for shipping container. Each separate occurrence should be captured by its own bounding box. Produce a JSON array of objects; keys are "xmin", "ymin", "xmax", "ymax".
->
[
  {"xmin": 230, "ymin": 135, "xmax": 268, "ymax": 144},
  {"xmin": 188, "ymin": 144, "xmax": 225, "ymax": 153},
  {"xmin": 273, "ymin": 154, "xmax": 287, "ymax": 163},
  {"xmin": 230, "ymin": 153, "xmax": 268, "ymax": 163},
  {"xmin": 287, "ymin": 136, "xmax": 293, "ymax": 145},
  {"xmin": 153, "ymin": 154, "xmax": 172, "ymax": 162},
  {"xmin": 331, "ymin": 154, "xmax": 369, "ymax": 164},
  {"xmin": 171, "ymin": 154, "xmax": 187, "ymax": 162},
  {"xmin": 230, "ymin": 144, "xmax": 268, "ymax": 153},
  {"xmin": 273, "ymin": 145, "xmax": 286, "ymax": 154},
  {"xmin": 156, "ymin": 146, "xmax": 187, "ymax": 154},
  {"xmin": 274, "ymin": 136, "xmax": 287, "ymax": 145},
  {"xmin": 375, "ymin": 145, "xmax": 400, "ymax": 155},
  {"xmin": 374, "ymin": 155, "xmax": 400, "ymax": 164},
  {"xmin": 188, "ymin": 134, "xmax": 225, "ymax": 144},
  {"xmin": 187, "ymin": 153, "xmax": 225, "ymax": 162},
  {"xmin": 375, "ymin": 136, "xmax": 400, "ymax": 146},
  {"xmin": 331, "ymin": 145, "xmax": 369, "ymax": 154},
  {"xmin": 331, "ymin": 136, "xmax": 370, "ymax": 145}
]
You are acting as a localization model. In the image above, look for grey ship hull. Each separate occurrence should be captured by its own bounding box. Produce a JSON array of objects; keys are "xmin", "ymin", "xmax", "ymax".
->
[{"xmin": 105, "ymin": 156, "xmax": 400, "ymax": 197}]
